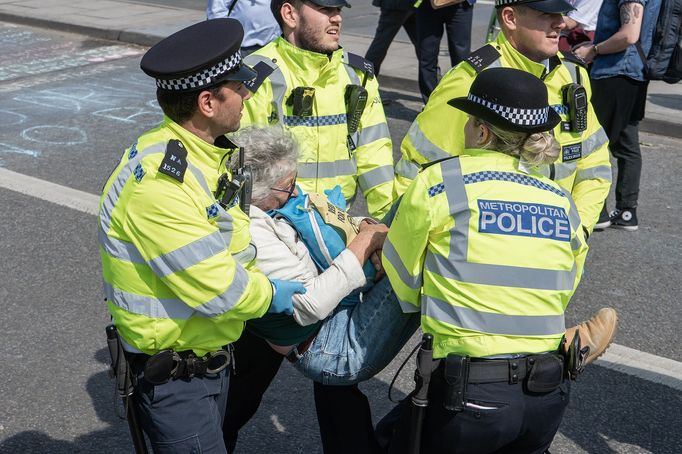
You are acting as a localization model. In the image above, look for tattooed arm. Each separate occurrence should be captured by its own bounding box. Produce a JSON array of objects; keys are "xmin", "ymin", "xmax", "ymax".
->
[{"xmin": 573, "ymin": 1, "xmax": 644, "ymax": 63}]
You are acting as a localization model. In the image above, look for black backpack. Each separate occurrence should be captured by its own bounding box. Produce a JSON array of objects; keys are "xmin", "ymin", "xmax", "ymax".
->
[{"xmin": 636, "ymin": 0, "xmax": 682, "ymax": 83}]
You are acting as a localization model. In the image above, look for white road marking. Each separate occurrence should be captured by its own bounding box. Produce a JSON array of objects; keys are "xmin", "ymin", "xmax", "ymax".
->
[
  {"xmin": 2, "ymin": 168, "xmax": 681, "ymax": 391},
  {"xmin": 0, "ymin": 167, "xmax": 99, "ymax": 215},
  {"xmin": 596, "ymin": 343, "xmax": 682, "ymax": 392}
]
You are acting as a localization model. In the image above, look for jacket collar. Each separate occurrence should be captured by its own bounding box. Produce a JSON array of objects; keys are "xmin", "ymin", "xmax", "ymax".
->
[
  {"xmin": 274, "ymin": 36, "xmax": 345, "ymax": 76},
  {"xmin": 496, "ymin": 33, "xmax": 562, "ymax": 79},
  {"xmin": 163, "ymin": 116, "xmax": 237, "ymax": 171}
]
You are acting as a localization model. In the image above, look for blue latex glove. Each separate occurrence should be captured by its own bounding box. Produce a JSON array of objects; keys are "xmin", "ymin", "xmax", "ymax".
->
[
  {"xmin": 269, "ymin": 279, "xmax": 307, "ymax": 315},
  {"xmin": 324, "ymin": 185, "xmax": 346, "ymax": 210}
]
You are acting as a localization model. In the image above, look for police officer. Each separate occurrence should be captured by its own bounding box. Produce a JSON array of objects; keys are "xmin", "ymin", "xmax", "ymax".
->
[
  {"xmin": 395, "ymin": 0, "xmax": 612, "ymax": 235},
  {"xmin": 237, "ymin": 0, "xmax": 395, "ymax": 219},
  {"xmin": 380, "ymin": 68, "xmax": 587, "ymax": 453},
  {"xmin": 98, "ymin": 19, "xmax": 305, "ymax": 453}
]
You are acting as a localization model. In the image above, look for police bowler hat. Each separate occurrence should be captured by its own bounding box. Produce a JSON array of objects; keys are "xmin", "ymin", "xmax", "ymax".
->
[
  {"xmin": 140, "ymin": 18, "xmax": 256, "ymax": 92},
  {"xmin": 448, "ymin": 68, "xmax": 561, "ymax": 134},
  {"xmin": 495, "ymin": 0, "xmax": 574, "ymax": 14}
]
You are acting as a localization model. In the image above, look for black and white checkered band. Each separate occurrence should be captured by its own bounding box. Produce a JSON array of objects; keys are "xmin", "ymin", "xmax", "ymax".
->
[
  {"xmin": 155, "ymin": 51, "xmax": 243, "ymax": 91},
  {"xmin": 468, "ymin": 93, "xmax": 548, "ymax": 126},
  {"xmin": 495, "ymin": 0, "xmax": 520, "ymax": 5}
]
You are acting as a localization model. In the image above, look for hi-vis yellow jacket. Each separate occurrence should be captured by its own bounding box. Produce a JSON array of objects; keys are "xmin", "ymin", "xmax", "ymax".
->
[
  {"xmin": 240, "ymin": 37, "xmax": 395, "ymax": 219},
  {"xmin": 99, "ymin": 117, "xmax": 272, "ymax": 357},
  {"xmin": 396, "ymin": 33, "xmax": 611, "ymax": 233},
  {"xmin": 383, "ymin": 149, "xmax": 589, "ymax": 359}
]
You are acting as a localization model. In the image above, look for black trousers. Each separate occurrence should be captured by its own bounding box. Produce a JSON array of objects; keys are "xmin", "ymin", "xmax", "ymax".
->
[
  {"xmin": 376, "ymin": 369, "xmax": 570, "ymax": 454},
  {"xmin": 591, "ymin": 76, "xmax": 649, "ymax": 209},
  {"xmin": 223, "ymin": 329, "xmax": 381, "ymax": 454},
  {"xmin": 416, "ymin": 0, "xmax": 473, "ymax": 102},
  {"xmin": 365, "ymin": 7, "xmax": 418, "ymax": 76}
]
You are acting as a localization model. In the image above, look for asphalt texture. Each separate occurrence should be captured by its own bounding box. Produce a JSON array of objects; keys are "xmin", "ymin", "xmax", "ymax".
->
[{"xmin": 0, "ymin": 21, "xmax": 681, "ymax": 454}]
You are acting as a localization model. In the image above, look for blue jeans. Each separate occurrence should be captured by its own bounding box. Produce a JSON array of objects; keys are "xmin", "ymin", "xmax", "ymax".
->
[
  {"xmin": 133, "ymin": 368, "xmax": 230, "ymax": 453},
  {"xmin": 295, "ymin": 277, "xmax": 420, "ymax": 385}
]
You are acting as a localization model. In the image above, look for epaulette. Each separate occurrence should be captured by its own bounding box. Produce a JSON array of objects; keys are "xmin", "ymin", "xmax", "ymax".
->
[
  {"xmin": 421, "ymin": 156, "xmax": 457, "ymax": 171},
  {"xmin": 559, "ymin": 51, "xmax": 588, "ymax": 69},
  {"xmin": 464, "ymin": 44, "xmax": 501, "ymax": 73},
  {"xmin": 243, "ymin": 60, "xmax": 277, "ymax": 93},
  {"xmin": 345, "ymin": 52, "xmax": 375, "ymax": 79},
  {"xmin": 158, "ymin": 139, "xmax": 188, "ymax": 183}
]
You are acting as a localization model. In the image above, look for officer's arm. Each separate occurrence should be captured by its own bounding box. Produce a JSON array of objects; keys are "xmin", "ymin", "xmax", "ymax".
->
[
  {"xmin": 570, "ymin": 71, "xmax": 612, "ymax": 232},
  {"xmin": 382, "ymin": 175, "xmax": 431, "ymax": 312},
  {"xmin": 124, "ymin": 178, "xmax": 272, "ymax": 323},
  {"xmin": 395, "ymin": 65, "xmax": 474, "ymax": 198},
  {"xmin": 354, "ymin": 75, "xmax": 395, "ymax": 219},
  {"xmin": 571, "ymin": 208, "xmax": 590, "ymax": 294}
]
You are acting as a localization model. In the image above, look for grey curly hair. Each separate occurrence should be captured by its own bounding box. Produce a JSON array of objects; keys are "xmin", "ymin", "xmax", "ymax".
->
[{"xmin": 233, "ymin": 126, "xmax": 299, "ymax": 202}]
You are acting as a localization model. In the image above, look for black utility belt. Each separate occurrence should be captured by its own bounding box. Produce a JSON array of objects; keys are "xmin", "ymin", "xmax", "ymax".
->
[
  {"xmin": 128, "ymin": 347, "xmax": 232, "ymax": 385},
  {"xmin": 437, "ymin": 352, "xmax": 565, "ymax": 412}
]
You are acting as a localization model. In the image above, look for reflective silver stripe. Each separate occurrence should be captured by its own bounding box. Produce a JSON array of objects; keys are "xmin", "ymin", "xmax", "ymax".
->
[
  {"xmin": 571, "ymin": 235, "xmax": 582, "ymax": 251},
  {"xmin": 574, "ymin": 165, "xmax": 612, "ymax": 184},
  {"xmin": 358, "ymin": 165, "xmax": 393, "ymax": 191},
  {"xmin": 565, "ymin": 61, "xmax": 579, "ymax": 84},
  {"xmin": 441, "ymin": 158, "xmax": 470, "ymax": 263},
  {"xmin": 423, "ymin": 294, "xmax": 566, "ymax": 336},
  {"xmin": 297, "ymin": 159, "xmax": 357, "ymax": 179},
  {"xmin": 105, "ymin": 262, "xmax": 248, "ymax": 318},
  {"xmin": 552, "ymin": 160, "xmax": 578, "ymax": 180},
  {"xmin": 105, "ymin": 282, "xmax": 196, "ymax": 319},
  {"xmin": 342, "ymin": 57, "xmax": 362, "ymax": 85},
  {"xmin": 426, "ymin": 253, "xmax": 578, "ymax": 291},
  {"xmin": 187, "ymin": 162, "xmax": 212, "ymax": 197},
  {"xmin": 148, "ymin": 230, "xmax": 227, "ymax": 277},
  {"xmin": 356, "ymin": 123, "xmax": 390, "ymax": 148},
  {"xmin": 233, "ymin": 243, "xmax": 257, "ymax": 265},
  {"xmin": 99, "ymin": 143, "xmax": 166, "ymax": 233},
  {"xmin": 582, "ymin": 127, "xmax": 609, "ymax": 157},
  {"xmin": 398, "ymin": 297, "xmax": 420, "ymax": 314},
  {"xmin": 248, "ymin": 54, "xmax": 287, "ymax": 123},
  {"xmin": 199, "ymin": 263, "xmax": 249, "ymax": 317},
  {"xmin": 395, "ymin": 158, "xmax": 420, "ymax": 179},
  {"xmin": 406, "ymin": 121, "xmax": 451, "ymax": 162},
  {"xmin": 383, "ymin": 239, "xmax": 423, "ymax": 290},
  {"xmin": 98, "ymin": 228, "xmax": 145, "ymax": 264}
]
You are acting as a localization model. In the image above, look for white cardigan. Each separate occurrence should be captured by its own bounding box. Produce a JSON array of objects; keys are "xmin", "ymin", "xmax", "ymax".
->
[{"xmin": 249, "ymin": 205, "xmax": 367, "ymax": 326}]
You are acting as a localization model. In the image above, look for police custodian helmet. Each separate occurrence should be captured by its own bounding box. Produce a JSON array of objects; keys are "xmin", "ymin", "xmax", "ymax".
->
[
  {"xmin": 448, "ymin": 67, "xmax": 561, "ymax": 134},
  {"xmin": 140, "ymin": 18, "xmax": 257, "ymax": 92}
]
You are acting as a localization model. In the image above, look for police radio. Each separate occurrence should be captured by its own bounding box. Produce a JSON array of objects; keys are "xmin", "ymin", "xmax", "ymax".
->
[
  {"xmin": 562, "ymin": 83, "xmax": 588, "ymax": 133},
  {"xmin": 345, "ymin": 84, "xmax": 368, "ymax": 151},
  {"xmin": 215, "ymin": 147, "xmax": 252, "ymax": 212}
]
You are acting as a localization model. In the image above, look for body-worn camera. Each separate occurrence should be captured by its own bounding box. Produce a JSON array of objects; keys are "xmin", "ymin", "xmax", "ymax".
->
[{"xmin": 289, "ymin": 86, "xmax": 315, "ymax": 117}]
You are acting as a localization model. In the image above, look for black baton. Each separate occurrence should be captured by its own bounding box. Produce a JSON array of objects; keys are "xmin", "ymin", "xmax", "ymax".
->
[
  {"xmin": 106, "ymin": 325, "xmax": 149, "ymax": 454},
  {"xmin": 408, "ymin": 333, "xmax": 436, "ymax": 454}
]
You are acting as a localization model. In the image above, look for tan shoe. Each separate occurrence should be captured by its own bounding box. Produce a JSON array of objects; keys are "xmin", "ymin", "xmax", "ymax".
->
[{"xmin": 564, "ymin": 308, "xmax": 618, "ymax": 365}]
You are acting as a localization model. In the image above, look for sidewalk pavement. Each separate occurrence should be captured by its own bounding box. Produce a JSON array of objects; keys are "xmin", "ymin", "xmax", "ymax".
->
[{"xmin": 0, "ymin": 0, "xmax": 680, "ymax": 138}]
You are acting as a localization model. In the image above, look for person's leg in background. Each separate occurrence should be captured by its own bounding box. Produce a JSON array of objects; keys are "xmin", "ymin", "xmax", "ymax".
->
[
  {"xmin": 366, "ymin": 7, "xmax": 417, "ymax": 75},
  {"xmin": 590, "ymin": 76, "xmax": 642, "ymax": 229},
  {"xmin": 222, "ymin": 328, "xmax": 284, "ymax": 453},
  {"xmin": 416, "ymin": 1, "xmax": 445, "ymax": 102},
  {"xmin": 313, "ymin": 381, "xmax": 382, "ymax": 454},
  {"xmin": 444, "ymin": 1, "xmax": 474, "ymax": 68}
]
